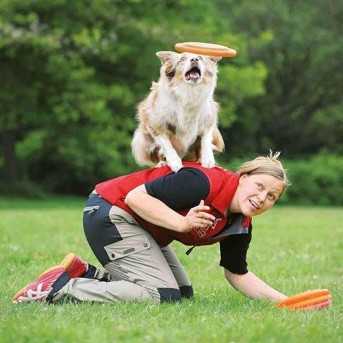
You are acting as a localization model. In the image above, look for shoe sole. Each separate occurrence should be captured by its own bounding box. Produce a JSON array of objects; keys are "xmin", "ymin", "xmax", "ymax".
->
[
  {"xmin": 60, "ymin": 252, "xmax": 87, "ymax": 278},
  {"xmin": 60, "ymin": 252, "xmax": 76, "ymax": 271},
  {"xmin": 34, "ymin": 253, "xmax": 75, "ymax": 279},
  {"xmin": 36, "ymin": 253, "xmax": 78, "ymax": 278}
]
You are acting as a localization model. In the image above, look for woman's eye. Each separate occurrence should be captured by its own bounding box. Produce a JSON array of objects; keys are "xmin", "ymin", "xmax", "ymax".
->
[
  {"xmin": 268, "ymin": 194, "xmax": 276, "ymax": 201},
  {"xmin": 256, "ymin": 183, "xmax": 263, "ymax": 191}
]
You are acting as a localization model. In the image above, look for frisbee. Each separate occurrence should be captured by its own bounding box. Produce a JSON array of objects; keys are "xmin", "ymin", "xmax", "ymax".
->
[
  {"xmin": 175, "ymin": 42, "xmax": 237, "ymax": 58},
  {"xmin": 276, "ymin": 289, "xmax": 332, "ymax": 311}
]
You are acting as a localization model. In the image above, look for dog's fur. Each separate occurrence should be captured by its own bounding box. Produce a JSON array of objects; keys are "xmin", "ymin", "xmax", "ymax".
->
[{"xmin": 131, "ymin": 51, "xmax": 224, "ymax": 172}]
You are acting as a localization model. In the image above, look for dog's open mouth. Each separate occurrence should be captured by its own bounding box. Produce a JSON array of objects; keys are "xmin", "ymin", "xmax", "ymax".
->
[{"xmin": 185, "ymin": 67, "xmax": 201, "ymax": 82}]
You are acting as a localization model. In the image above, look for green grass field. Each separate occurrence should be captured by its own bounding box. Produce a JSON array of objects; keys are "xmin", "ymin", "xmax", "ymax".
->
[{"xmin": 0, "ymin": 197, "xmax": 342, "ymax": 343}]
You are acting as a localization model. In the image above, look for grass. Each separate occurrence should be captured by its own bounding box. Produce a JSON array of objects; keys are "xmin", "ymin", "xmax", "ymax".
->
[{"xmin": 0, "ymin": 197, "xmax": 342, "ymax": 343}]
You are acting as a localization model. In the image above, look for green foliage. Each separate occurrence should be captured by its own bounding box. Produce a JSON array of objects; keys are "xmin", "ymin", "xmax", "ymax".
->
[
  {"xmin": 0, "ymin": 0, "xmax": 265, "ymax": 194},
  {"xmin": 284, "ymin": 154, "xmax": 343, "ymax": 205},
  {"xmin": 223, "ymin": 0, "xmax": 343, "ymax": 156},
  {"xmin": 0, "ymin": 0, "xmax": 342, "ymax": 199}
]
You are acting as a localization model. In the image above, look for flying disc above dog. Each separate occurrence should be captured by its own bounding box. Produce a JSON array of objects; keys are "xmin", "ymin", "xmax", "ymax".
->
[{"xmin": 175, "ymin": 42, "xmax": 237, "ymax": 58}]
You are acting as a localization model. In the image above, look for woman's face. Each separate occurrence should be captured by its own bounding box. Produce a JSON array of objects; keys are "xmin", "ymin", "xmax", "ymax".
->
[{"xmin": 232, "ymin": 174, "xmax": 284, "ymax": 217}]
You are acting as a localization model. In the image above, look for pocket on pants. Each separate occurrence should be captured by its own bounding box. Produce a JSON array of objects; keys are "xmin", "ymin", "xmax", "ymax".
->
[
  {"xmin": 104, "ymin": 234, "xmax": 151, "ymax": 261},
  {"xmin": 83, "ymin": 205, "xmax": 100, "ymax": 214}
]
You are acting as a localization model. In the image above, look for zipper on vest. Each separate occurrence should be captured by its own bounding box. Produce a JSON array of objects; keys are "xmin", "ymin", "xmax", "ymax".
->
[{"xmin": 185, "ymin": 246, "xmax": 195, "ymax": 255}]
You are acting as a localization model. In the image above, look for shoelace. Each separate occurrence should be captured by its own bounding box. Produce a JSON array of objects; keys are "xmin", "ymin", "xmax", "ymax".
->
[{"xmin": 16, "ymin": 283, "xmax": 51, "ymax": 303}]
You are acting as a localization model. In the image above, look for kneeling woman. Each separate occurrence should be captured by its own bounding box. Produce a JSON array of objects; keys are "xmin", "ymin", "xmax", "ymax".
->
[{"xmin": 14, "ymin": 152, "xmax": 289, "ymax": 304}]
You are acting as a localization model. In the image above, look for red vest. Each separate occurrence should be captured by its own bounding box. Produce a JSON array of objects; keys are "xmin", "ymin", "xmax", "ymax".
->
[{"xmin": 96, "ymin": 162, "xmax": 252, "ymax": 246}]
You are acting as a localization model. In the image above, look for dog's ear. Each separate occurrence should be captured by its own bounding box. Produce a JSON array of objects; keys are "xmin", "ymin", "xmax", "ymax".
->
[
  {"xmin": 156, "ymin": 51, "xmax": 179, "ymax": 65},
  {"xmin": 209, "ymin": 56, "xmax": 222, "ymax": 63}
]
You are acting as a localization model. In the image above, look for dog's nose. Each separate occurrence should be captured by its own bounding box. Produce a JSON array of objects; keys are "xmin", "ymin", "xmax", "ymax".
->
[{"xmin": 190, "ymin": 57, "xmax": 199, "ymax": 63}]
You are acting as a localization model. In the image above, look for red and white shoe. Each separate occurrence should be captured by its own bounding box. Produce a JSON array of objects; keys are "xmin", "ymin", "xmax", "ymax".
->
[
  {"xmin": 13, "ymin": 266, "xmax": 68, "ymax": 303},
  {"xmin": 13, "ymin": 253, "xmax": 88, "ymax": 304}
]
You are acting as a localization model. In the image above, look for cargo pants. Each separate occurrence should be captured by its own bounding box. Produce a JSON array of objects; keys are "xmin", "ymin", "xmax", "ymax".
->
[{"xmin": 58, "ymin": 193, "xmax": 193, "ymax": 303}]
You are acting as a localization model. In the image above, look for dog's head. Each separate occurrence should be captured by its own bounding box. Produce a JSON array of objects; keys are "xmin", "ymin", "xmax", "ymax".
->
[{"xmin": 156, "ymin": 51, "xmax": 221, "ymax": 87}]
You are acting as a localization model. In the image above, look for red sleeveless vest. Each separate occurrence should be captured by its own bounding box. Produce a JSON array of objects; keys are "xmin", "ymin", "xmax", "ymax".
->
[{"xmin": 95, "ymin": 162, "xmax": 251, "ymax": 246}]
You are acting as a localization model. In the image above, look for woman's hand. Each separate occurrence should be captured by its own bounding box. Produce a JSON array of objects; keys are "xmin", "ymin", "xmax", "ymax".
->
[{"xmin": 182, "ymin": 200, "xmax": 216, "ymax": 232}]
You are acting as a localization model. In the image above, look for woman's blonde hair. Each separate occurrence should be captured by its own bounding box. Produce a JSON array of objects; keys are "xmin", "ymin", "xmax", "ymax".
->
[{"xmin": 237, "ymin": 151, "xmax": 290, "ymax": 193}]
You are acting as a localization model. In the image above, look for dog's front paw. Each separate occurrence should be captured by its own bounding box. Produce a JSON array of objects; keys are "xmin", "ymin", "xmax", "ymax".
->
[
  {"xmin": 168, "ymin": 156, "xmax": 183, "ymax": 172},
  {"xmin": 201, "ymin": 153, "xmax": 215, "ymax": 168},
  {"xmin": 155, "ymin": 160, "xmax": 168, "ymax": 168}
]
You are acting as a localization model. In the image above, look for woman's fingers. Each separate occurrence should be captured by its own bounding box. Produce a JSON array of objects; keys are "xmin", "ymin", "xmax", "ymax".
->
[
  {"xmin": 190, "ymin": 211, "xmax": 215, "ymax": 223},
  {"xmin": 193, "ymin": 205, "xmax": 211, "ymax": 212},
  {"xmin": 191, "ymin": 201, "xmax": 216, "ymax": 220},
  {"xmin": 185, "ymin": 200, "xmax": 217, "ymax": 230},
  {"xmin": 195, "ymin": 218, "xmax": 214, "ymax": 227},
  {"xmin": 193, "ymin": 212, "xmax": 215, "ymax": 227},
  {"xmin": 193, "ymin": 200, "xmax": 210, "ymax": 211},
  {"xmin": 185, "ymin": 214, "xmax": 213, "ymax": 229},
  {"xmin": 198, "ymin": 212, "xmax": 216, "ymax": 221}
]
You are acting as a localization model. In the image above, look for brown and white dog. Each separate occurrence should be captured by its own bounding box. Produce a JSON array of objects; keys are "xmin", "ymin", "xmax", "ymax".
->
[{"xmin": 131, "ymin": 51, "xmax": 224, "ymax": 172}]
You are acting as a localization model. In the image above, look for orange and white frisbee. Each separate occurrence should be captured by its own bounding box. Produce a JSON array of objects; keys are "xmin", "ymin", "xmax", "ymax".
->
[{"xmin": 175, "ymin": 42, "xmax": 237, "ymax": 58}]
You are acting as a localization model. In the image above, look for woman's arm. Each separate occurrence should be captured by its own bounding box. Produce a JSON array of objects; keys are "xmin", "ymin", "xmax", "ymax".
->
[
  {"xmin": 224, "ymin": 269, "xmax": 287, "ymax": 302},
  {"xmin": 125, "ymin": 185, "xmax": 215, "ymax": 233}
]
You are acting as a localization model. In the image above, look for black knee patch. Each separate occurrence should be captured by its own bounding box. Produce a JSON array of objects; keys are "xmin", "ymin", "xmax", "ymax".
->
[
  {"xmin": 157, "ymin": 288, "xmax": 181, "ymax": 303},
  {"xmin": 180, "ymin": 285, "xmax": 194, "ymax": 299}
]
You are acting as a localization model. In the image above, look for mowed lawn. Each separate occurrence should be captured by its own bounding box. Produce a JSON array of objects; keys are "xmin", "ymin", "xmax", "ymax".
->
[{"xmin": 0, "ymin": 197, "xmax": 342, "ymax": 343}]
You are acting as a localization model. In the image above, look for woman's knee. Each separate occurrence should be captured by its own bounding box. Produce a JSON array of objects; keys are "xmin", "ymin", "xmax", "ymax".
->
[
  {"xmin": 180, "ymin": 285, "xmax": 194, "ymax": 299},
  {"xmin": 158, "ymin": 288, "xmax": 182, "ymax": 303},
  {"xmin": 157, "ymin": 285, "xmax": 194, "ymax": 302}
]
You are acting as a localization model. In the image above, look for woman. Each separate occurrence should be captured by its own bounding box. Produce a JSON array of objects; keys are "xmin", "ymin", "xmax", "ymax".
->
[{"xmin": 13, "ymin": 152, "xmax": 289, "ymax": 304}]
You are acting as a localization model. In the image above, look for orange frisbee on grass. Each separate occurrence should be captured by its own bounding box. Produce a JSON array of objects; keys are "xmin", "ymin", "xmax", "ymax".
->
[
  {"xmin": 277, "ymin": 289, "xmax": 332, "ymax": 311},
  {"xmin": 175, "ymin": 42, "xmax": 237, "ymax": 58}
]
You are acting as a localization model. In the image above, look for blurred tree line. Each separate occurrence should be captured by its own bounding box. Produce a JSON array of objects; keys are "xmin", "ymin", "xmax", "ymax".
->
[{"xmin": 0, "ymin": 0, "xmax": 342, "ymax": 202}]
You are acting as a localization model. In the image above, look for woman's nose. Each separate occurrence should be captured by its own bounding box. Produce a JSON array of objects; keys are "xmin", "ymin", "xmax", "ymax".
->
[{"xmin": 257, "ymin": 191, "xmax": 268, "ymax": 204}]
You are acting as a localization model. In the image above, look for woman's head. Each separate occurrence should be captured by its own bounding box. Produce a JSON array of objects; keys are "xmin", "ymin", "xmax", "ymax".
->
[{"xmin": 231, "ymin": 151, "xmax": 289, "ymax": 217}]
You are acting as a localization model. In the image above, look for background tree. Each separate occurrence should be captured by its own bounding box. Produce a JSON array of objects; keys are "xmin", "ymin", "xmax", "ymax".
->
[
  {"xmin": 0, "ymin": 0, "xmax": 342, "ymax": 201},
  {"xmin": 0, "ymin": 0, "xmax": 264, "ymax": 194},
  {"xmin": 218, "ymin": 0, "xmax": 343, "ymax": 156}
]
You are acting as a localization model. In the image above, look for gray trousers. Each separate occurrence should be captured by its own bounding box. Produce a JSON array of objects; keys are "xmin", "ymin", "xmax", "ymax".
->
[{"xmin": 58, "ymin": 199, "xmax": 193, "ymax": 304}]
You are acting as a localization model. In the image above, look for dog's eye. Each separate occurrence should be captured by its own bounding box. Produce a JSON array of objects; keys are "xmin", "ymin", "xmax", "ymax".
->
[
  {"xmin": 166, "ymin": 70, "xmax": 175, "ymax": 79},
  {"xmin": 177, "ymin": 56, "xmax": 186, "ymax": 63}
]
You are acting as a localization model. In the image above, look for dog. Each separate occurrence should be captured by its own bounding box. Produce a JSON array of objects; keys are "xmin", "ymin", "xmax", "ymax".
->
[{"xmin": 131, "ymin": 51, "xmax": 224, "ymax": 172}]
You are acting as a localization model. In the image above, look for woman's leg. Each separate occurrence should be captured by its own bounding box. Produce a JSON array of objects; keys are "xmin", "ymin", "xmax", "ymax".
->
[
  {"xmin": 60, "ymin": 196, "xmax": 181, "ymax": 303},
  {"xmin": 13, "ymin": 194, "xmax": 181, "ymax": 304},
  {"xmin": 161, "ymin": 246, "xmax": 194, "ymax": 299}
]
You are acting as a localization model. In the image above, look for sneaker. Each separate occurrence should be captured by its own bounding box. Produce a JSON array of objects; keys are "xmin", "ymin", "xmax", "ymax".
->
[
  {"xmin": 60, "ymin": 253, "xmax": 88, "ymax": 278},
  {"xmin": 13, "ymin": 266, "xmax": 70, "ymax": 304},
  {"xmin": 13, "ymin": 253, "xmax": 88, "ymax": 304}
]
